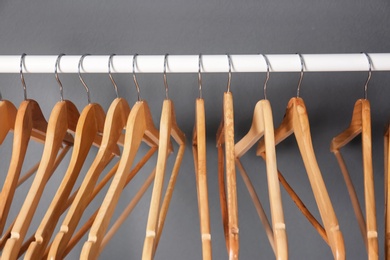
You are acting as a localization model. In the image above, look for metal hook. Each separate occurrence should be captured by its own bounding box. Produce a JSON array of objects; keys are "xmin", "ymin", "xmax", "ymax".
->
[
  {"xmin": 362, "ymin": 52, "xmax": 372, "ymax": 100},
  {"xmin": 163, "ymin": 54, "xmax": 169, "ymax": 99},
  {"xmin": 20, "ymin": 53, "xmax": 27, "ymax": 100},
  {"xmin": 198, "ymin": 54, "xmax": 203, "ymax": 99},
  {"xmin": 78, "ymin": 54, "xmax": 91, "ymax": 104},
  {"xmin": 132, "ymin": 54, "xmax": 141, "ymax": 101},
  {"xmin": 108, "ymin": 54, "xmax": 120, "ymax": 99},
  {"xmin": 296, "ymin": 53, "xmax": 305, "ymax": 98},
  {"xmin": 261, "ymin": 54, "xmax": 270, "ymax": 100},
  {"xmin": 226, "ymin": 54, "xmax": 232, "ymax": 92},
  {"xmin": 55, "ymin": 54, "xmax": 65, "ymax": 101}
]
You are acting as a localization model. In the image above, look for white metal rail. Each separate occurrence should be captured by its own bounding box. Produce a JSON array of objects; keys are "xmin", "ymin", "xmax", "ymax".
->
[{"xmin": 0, "ymin": 54, "xmax": 388, "ymax": 73}]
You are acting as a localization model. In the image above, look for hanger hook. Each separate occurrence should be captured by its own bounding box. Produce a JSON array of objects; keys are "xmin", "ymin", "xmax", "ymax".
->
[
  {"xmin": 108, "ymin": 54, "xmax": 120, "ymax": 99},
  {"xmin": 198, "ymin": 54, "xmax": 203, "ymax": 99},
  {"xmin": 296, "ymin": 53, "xmax": 305, "ymax": 98},
  {"xmin": 261, "ymin": 54, "xmax": 270, "ymax": 100},
  {"xmin": 362, "ymin": 52, "xmax": 372, "ymax": 100},
  {"xmin": 20, "ymin": 53, "xmax": 27, "ymax": 100},
  {"xmin": 163, "ymin": 53, "xmax": 169, "ymax": 99},
  {"xmin": 55, "ymin": 54, "xmax": 65, "ymax": 101},
  {"xmin": 132, "ymin": 54, "xmax": 141, "ymax": 101},
  {"xmin": 78, "ymin": 54, "xmax": 91, "ymax": 104},
  {"xmin": 226, "ymin": 54, "xmax": 232, "ymax": 92}
]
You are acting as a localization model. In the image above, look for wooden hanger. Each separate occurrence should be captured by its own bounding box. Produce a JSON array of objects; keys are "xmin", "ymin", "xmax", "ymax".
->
[
  {"xmin": 192, "ymin": 97, "xmax": 212, "ymax": 260},
  {"xmin": 191, "ymin": 56, "xmax": 211, "ymax": 260},
  {"xmin": 385, "ymin": 125, "xmax": 390, "ymax": 259},
  {"xmin": 216, "ymin": 90, "xmax": 239, "ymax": 260},
  {"xmin": 257, "ymin": 97, "xmax": 345, "ymax": 259},
  {"xmin": 48, "ymin": 55, "xmax": 159, "ymax": 259},
  {"xmin": 234, "ymin": 56, "xmax": 287, "ymax": 259},
  {"xmin": 79, "ymin": 99, "xmax": 160, "ymax": 260},
  {"xmin": 46, "ymin": 96, "xmax": 130, "ymax": 260},
  {"xmin": 143, "ymin": 98, "xmax": 186, "ymax": 259},
  {"xmin": 25, "ymin": 101, "xmax": 121, "ymax": 260},
  {"xmin": 235, "ymin": 98, "xmax": 288, "ymax": 259},
  {"xmin": 1, "ymin": 97, "xmax": 80, "ymax": 259},
  {"xmin": 24, "ymin": 55, "xmax": 122, "ymax": 260},
  {"xmin": 0, "ymin": 56, "xmax": 73, "ymax": 239},
  {"xmin": 330, "ymin": 98, "xmax": 378, "ymax": 259}
]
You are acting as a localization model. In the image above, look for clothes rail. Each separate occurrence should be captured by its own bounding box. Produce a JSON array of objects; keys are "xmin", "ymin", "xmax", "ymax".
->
[{"xmin": 0, "ymin": 54, "xmax": 389, "ymax": 73}]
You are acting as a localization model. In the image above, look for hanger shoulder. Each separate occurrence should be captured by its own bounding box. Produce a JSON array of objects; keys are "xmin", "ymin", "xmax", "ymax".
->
[
  {"xmin": 257, "ymin": 98, "xmax": 295, "ymax": 155},
  {"xmin": 0, "ymin": 100, "xmax": 17, "ymax": 144},
  {"xmin": 81, "ymin": 102, "xmax": 148, "ymax": 260},
  {"xmin": 48, "ymin": 98, "xmax": 130, "ymax": 260},
  {"xmin": 331, "ymin": 99, "xmax": 364, "ymax": 151},
  {"xmin": 25, "ymin": 103, "xmax": 108, "ymax": 260},
  {"xmin": 2, "ymin": 100, "xmax": 79, "ymax": 260},
  {"xmin": 235, "ymin": 100, "xmax": 265, "ymax": 158}
]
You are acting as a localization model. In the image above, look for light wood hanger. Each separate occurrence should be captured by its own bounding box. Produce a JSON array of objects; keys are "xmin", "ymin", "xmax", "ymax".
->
[
  {"xmin": 2, "ymin": 58, "xmax": 84, "ymax": 259},
  {"xmin": 79, "ymin": 99, "xmax": 160, "ymax": 260},
  {"xmin": 330, "ymin": 53, "xmax": 377, "ymax": 259},
  {"xmin": 24, "ymin": 54, "xmax": 122, "ymax": 260},
  {"xmin": 192, "ymin": 56, "xmax": 212, "ymax": 260},
  {"xmin": 256, "ymin": 56, "xmax": 345, "ymax": 259},
  {"xmin": 385, "ymin": 125, "xmax": 390, "ymax": 259},
  {"xmin": 193, "ymin": 98, "xmax": 212, "ymax": 260},
  {"xmin": 46, "ymin": 96, "xmax": 130, "ymax": 259},
  {"xmin": 330, "ymin": 98, "xmax": 378, "ymax": 259},
  {"xmin": 216, "ymin": 90, "xmax": 239, "ymax": 260},
  {"xmin": 147, "ymin": 99, "xmax": 186, "ymax": 259},
  {"xmin": 48, "ymin": 55, "xmax": 159, "ymax": 259},
  {"xmin": 234, "ymin": 56, "xmax": 287, "ymax": 259},
  {"xmin": 0, "ymin": 55, "xmax": 73, "ymax": 239},
  {"xmin": 1, "ymin": 97, "xmax": 80, "ymax": 259}
]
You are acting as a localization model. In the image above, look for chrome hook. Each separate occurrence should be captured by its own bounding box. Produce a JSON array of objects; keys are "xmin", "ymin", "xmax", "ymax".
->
[
  {"xmin": 163, "ymin": 54, "xmax": 169, "ymax": 99},
  {"xmin": 132, "ymin": 54, "xmax": 141, "ymax": 101},
  {"xmin": 296, "ymin": 53, "xmax": 305, "ymax": 98},
  {"xmin": 20, "ymin": 53, "xmax": 27, "ymax": 100},
  {"xmin": 226, "ymin": 54, "xmax": 232, "ymax": 92},
  {"xmin": 198, "ymin": 54, "xmax": 203, "ymax": 99},
  {"xmin": 261, "ymin": 54, "xmax": 271, "ymax": 100},
  {"xmin": 55, "ymin": 54, "xmax": 65, "ymax": 101},
  {"xmin": 108, "ymin": 54, "xmax": 120, "ymax": 99},
  {"xmin": 362, "ymin": 52, "xmax": 372, "ymax": 100},
  {"xmin": 78, "ymin": 54, "xmax": 91, "ymax": 104}
]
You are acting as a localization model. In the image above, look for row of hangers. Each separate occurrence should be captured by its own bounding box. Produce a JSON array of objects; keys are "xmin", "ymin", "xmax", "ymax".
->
[{"xmin": 0, "ymin": 52, "xmax": 385, "ymax": 259}]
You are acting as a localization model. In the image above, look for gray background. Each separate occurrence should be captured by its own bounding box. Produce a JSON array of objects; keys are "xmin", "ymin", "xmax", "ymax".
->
[{"xmin": 0, "ymin": 0, "xmax": 389, "ymax": 259}]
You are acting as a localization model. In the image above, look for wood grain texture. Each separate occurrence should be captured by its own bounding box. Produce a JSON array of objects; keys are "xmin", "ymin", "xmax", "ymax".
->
[
  {"xmin": 192, "ymin": 98, "xmax": 212, "ymax": 260},
  {"xmin": 223, "ymin": 92, "xmax": 239, "ymax": 260}
]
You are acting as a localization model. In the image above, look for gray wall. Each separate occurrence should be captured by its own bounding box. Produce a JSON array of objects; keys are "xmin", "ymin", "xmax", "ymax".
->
[{"xmin": 0, "ymin": 0, "xmax": 389, "ymax": 259}]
